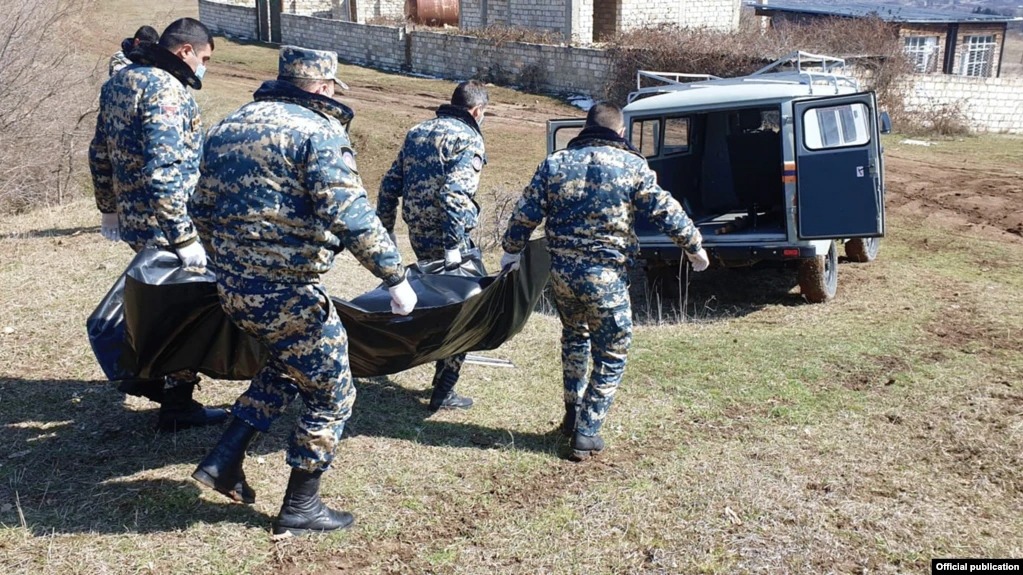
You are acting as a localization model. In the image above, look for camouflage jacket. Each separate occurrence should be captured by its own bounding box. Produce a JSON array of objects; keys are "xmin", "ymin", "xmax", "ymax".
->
[
  {"xmin": 377, "ymin": 105, "xmax": 486, "ymax": 258},
  {"xmin": 503, "ymin": 127, "xmax": 702, "ymax": 270},
  {"xmin": 89, "ymin": 42, "xmax": 204, "ymax": 251},
  {"xmin": 190, "ymin": 80, "xmax": 405, "ymax": 287},
  {"xmin": 108, "ymin": 50, "xmax": 131, "ymax": 77}
]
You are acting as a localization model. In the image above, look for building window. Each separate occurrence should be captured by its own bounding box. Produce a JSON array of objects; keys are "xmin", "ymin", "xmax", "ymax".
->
[
  {"xmin": 960, "ymin": 35, "xmax": 996, "ymax": 77},
  {"xmin": 904, "ymin": 36, "xmax": 939, "ymax": 73}
]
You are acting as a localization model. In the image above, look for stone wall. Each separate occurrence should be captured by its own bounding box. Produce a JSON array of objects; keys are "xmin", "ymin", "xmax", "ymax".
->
[
  {"xmin": 356, "ymin": 0, "xmax": 405, "ymax": 23},
  {"xmin": 459, "ymin": 0, "xmax": 484, "ymax": 29},
  {"xmin": 570, "ymin": 0, "xmax": 594, "ymax": 44},
  {"xmin": 280, "ymin": 13, "xmax": 407, "ymax": 70},
  {"xmin": 409, "ymin": 30, "xmax": 610, "ymax": 94},
  {"xmin": 286, "ymin": 0, "xmax": 333, "ymax": 16},
  {"xmin": 507, "ymin": 0, "xmax": 569, "ymax": 35},
  {"xmin": 902, "ymin": 74, "xmax": 1023, "ymax": 134},
  {"xmin": 618, "ymin": 0, "xmax": 739, "ymax": 33},
  {"xmin": 677, "ymin": 0, "xmax": 740, "ymax": 33},
  {"xmin": 199, "ymin": 0, "xmax": 257, "ymax": 39}
]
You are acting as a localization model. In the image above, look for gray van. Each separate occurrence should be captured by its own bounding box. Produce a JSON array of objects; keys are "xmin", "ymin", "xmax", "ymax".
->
[{"xmin": 548, "ymin": 52, "xmax": 889, "ymax": 303}]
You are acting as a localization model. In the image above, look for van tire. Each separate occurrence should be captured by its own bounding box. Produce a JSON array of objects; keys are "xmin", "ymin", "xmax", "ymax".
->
[
  {"xmin": 798, "ymin": 241, "xmax": 837, "ymax": 303},
  {"xmin": 844, "ymin": 237, "xmax": 880, "ymax": 263}
]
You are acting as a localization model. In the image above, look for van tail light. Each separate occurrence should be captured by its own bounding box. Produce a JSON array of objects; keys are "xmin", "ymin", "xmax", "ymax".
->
[{"xmin": 783, "ymin": 249, "xmax": 800, "ymax": 257}]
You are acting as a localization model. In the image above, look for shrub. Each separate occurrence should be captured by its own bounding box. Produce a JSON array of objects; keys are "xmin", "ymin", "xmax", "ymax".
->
[
  {"xmin": 900, "ymin": 101, "xmax": 971, "ymax": 137},
  {"xmin": 0, "ymin": 0, "xmax": 99, "ymax": 213},
  {"xmin": 604, "ymin": 10, "xmax": 912, "ymax": 116}
]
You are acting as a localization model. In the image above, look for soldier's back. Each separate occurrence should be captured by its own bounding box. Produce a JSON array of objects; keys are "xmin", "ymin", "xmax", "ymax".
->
[{"xmin": 542, "ymin": 144, "xmax": 648, "ymax": 268}]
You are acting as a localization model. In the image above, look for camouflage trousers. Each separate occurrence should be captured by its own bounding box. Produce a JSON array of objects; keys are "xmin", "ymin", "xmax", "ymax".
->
[
  {"xmin": 412, "ymin": 237, "xmax": 476, "ymax": 386},
  {"xmin": 550, "ymin": 266, "xmax": 633, "ymax": 437},
  {"xmin": 218, "ymin": 281, "xmax": 356, "ymax": 473}
]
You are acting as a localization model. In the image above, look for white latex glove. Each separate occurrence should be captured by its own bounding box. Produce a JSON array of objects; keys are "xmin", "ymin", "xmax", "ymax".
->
[
  {"xmin": 175, "ymin": 241, "xmax": 208, "ymax": 269},
  {"xmin": 388, "ymin": 278, "xmax": 417, "ymax": 315},
  {"xmin": 500, "ymin": 251, "xmax": 521, "ymax": 271},
  {"xmin": 387, "ymin": 232, "xmax": 398, "ymax": 246},
  {"xmin": 443, "ymin": 248, "xmax": 462, "ymax": 270},
  {"xmin": 686, "ymin": 248, "xmax": 710, "ymax": 272},
  {"xmin": 100, "ymin": 213, "xmax": 120, "ymax": 242}
]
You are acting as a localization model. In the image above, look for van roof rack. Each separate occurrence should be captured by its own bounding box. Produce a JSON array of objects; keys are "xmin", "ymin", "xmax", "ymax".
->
[{"xmin": 628, "ymin": 51, "xmax": 858, "ymax": 103}]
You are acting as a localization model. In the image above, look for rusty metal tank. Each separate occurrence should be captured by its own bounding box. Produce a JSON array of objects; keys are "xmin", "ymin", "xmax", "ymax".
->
[{"xmin": 405, "ymin": 0, "xmax": 459, "ymax": 26}]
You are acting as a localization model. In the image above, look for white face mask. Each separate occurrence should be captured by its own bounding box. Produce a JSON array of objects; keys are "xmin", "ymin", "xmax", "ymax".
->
[{"xmin": 194, "ymin": 63, "xmax": 206, "ymax": 80}]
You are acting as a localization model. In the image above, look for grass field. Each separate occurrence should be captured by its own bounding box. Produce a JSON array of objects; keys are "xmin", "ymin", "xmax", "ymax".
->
[{"xmin": 1, "ymin": 1, "xmax": 1022, "ymax": 574}]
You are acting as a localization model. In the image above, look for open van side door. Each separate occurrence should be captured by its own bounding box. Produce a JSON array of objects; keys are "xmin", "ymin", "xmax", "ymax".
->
[
  {"xmin": 793, "ymin": 92, "xmax": 885, "ymax": 240},
  {"xmin": 546, "ymin": 119, "xmax": 586, "ymax": 154}
]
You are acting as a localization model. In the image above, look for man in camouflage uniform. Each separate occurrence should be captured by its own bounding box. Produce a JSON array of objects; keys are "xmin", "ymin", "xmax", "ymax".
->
[
  {"xmin": 109, "ymin": 25, "xmax": 159, "ymax": 77},
  {"xmin": 89, "ymin": 18, "xmax": 226, "ymax": 433},
  {"xmin": 376, "ymin": 80, "xmax": 488, "ymax": 412},
  {"xmin": 189, "ymin": 46, "xmax": 417, "ymax": 537},
  {"xmin": 501, "ymin": 102, "xmax": 710, "ymax": 461}
]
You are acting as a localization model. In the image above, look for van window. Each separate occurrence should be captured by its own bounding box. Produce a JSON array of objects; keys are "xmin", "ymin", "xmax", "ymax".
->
[
  {"xmin": 802, "ymin": 103, "xmax": 871, "ymax": 150},
  {"xmin": 553, "ymin": 125, "xmax": 582, "ymax": 151},
  {"xmin": 630, "ymin": 118, "xmax": 661, "ymax": 158},
  {"xmin": 662, "ymin": 117, "xmax": 690, "ymax": 155}
]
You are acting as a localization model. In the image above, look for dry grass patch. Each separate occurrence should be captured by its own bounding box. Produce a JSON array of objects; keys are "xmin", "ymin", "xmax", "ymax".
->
[{"xmin": 2, "ymin": 2, "xmax": 1022, "ymax": 573}]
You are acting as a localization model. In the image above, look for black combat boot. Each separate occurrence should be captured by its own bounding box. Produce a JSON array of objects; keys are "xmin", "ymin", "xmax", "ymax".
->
[
  {"xmin": 192, "ymin": 418, "xmax": 258, "ymax": 504},
  {"xmin": 569, "ymin": 432, "xmax": 605, "ymax": 462},
  {"xmin": 272, "ymin": 468, "xmax": 355, "ymax": 537},
  {"xmin": 157, "ymin": 380, "xmax": 228, "ymax": 433},
  {"xmin": 428, "ymin": 362, "xmax": 473, "ymax": 412},
  {"xmin": 561, "ymin": 403, "xmax": 580, "ymax": 437}
]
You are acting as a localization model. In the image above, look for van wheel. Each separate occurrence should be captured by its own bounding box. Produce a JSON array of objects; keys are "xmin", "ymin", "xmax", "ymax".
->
[
  {"xmin": 845, "ymin": 237, "xmax": 880, "ymax": 263},
  {"xmin": 798, "ymin": 241, "xmax": 837, "ymax": 303}
]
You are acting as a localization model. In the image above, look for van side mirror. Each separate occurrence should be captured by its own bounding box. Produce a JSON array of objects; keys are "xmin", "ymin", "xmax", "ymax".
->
[{"xmin": 879, "ymin": 111, "xmax": 892, "ymax": 134}]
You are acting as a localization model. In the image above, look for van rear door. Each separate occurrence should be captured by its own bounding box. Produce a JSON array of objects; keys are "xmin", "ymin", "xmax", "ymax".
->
[
  {"xmin": 546, "ymin": 119, "xmax": 585, "ymax": 154},
  {"xmin": 793, "ymin": 92, "xmax": 884, "ymax": 240}
]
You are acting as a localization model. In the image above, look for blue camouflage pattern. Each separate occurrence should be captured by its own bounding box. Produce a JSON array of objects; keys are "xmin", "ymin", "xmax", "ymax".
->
[
  {"xmin": 377, "ymin": 105, "xmax": 486, "ymax": 260},
  {"xmin": 108, "ymin": 50, "xmax": 132, "ymax": 77},
  {"xmin": 218, "ymin": 283, "xmax": 354, "ymax": 473},
  {"xmin": 277, "ymin": 45, "xmax": 347, "ymax": 90},
  {"xmin": 194, "ymin": 77, "xmax": 406, "ymax": 471},
  {"xmin": 502, "ymin": 132, "xmax": 702, "ymax": 437},
  {"xmin": 191, "ymin": 80, "xmax": 404, "ymax": 286},
  {"xmin": 89, "ymin": 52, "xmax": 203, "ymax": 251}
]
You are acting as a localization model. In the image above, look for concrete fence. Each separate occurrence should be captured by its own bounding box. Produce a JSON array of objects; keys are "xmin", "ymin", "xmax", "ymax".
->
[
  {"xmin": 901, "ymin": 74, "xmax": 1023, "ymax": 135},
  {"xmin": 199, "ymin": 0, "xmax": 611, "ymax": 96},
  {"xmin": 197, "ymin": 0, "xmax": 1023, "ymax": 133}
]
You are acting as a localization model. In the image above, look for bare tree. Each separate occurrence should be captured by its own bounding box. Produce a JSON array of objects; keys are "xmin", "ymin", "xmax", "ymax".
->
[{"xmin": 0, "ymin": 0, "xmax": 100, "ymax": 213}]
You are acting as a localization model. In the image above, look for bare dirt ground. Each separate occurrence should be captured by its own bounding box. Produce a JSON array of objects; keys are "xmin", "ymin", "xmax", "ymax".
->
[{"xmin": 885, "ymin": 151, "xmax": 1023, "ymax": 240}]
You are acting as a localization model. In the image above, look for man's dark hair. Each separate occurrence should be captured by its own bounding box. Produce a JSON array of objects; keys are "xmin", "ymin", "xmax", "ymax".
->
[
  {"xmin": 451, "ymin": 80, "xmax": 488, "ymax": 109},
  {"xmin": 585, "ymin": 102, "xmax": 624, "ymax": 131},
  {"xmin": 134, "ymin": 25, "xmax": 160, "ymax": 43},
  {"xmin": 159, "ymin": 18, "xmax": 215, "ymax": 52}
]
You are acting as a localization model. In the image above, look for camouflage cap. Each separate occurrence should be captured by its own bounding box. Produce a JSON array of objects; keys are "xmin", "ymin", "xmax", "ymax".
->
[{"xmin": 278, "ymin": 45, "xmax": 349, "ymax": 91}]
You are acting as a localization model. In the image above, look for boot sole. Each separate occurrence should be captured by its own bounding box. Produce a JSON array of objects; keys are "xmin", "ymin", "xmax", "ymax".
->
[
  {"xmin": 271, "ymin": 517, "xmax": 355, "ymax": 539},
  {"xmin": 191, "ymin": 468, "xmax": 256, "ymax": 504},
  {"xmin": 568, "ymin": 447, "xmax": 604, "ymax": 462}
]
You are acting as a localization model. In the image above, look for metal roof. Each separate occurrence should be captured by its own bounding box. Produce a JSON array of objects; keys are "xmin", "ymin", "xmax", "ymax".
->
[{"xmin": 747, "ymin": 1, "xmax": 1021, "ymax": 24}]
